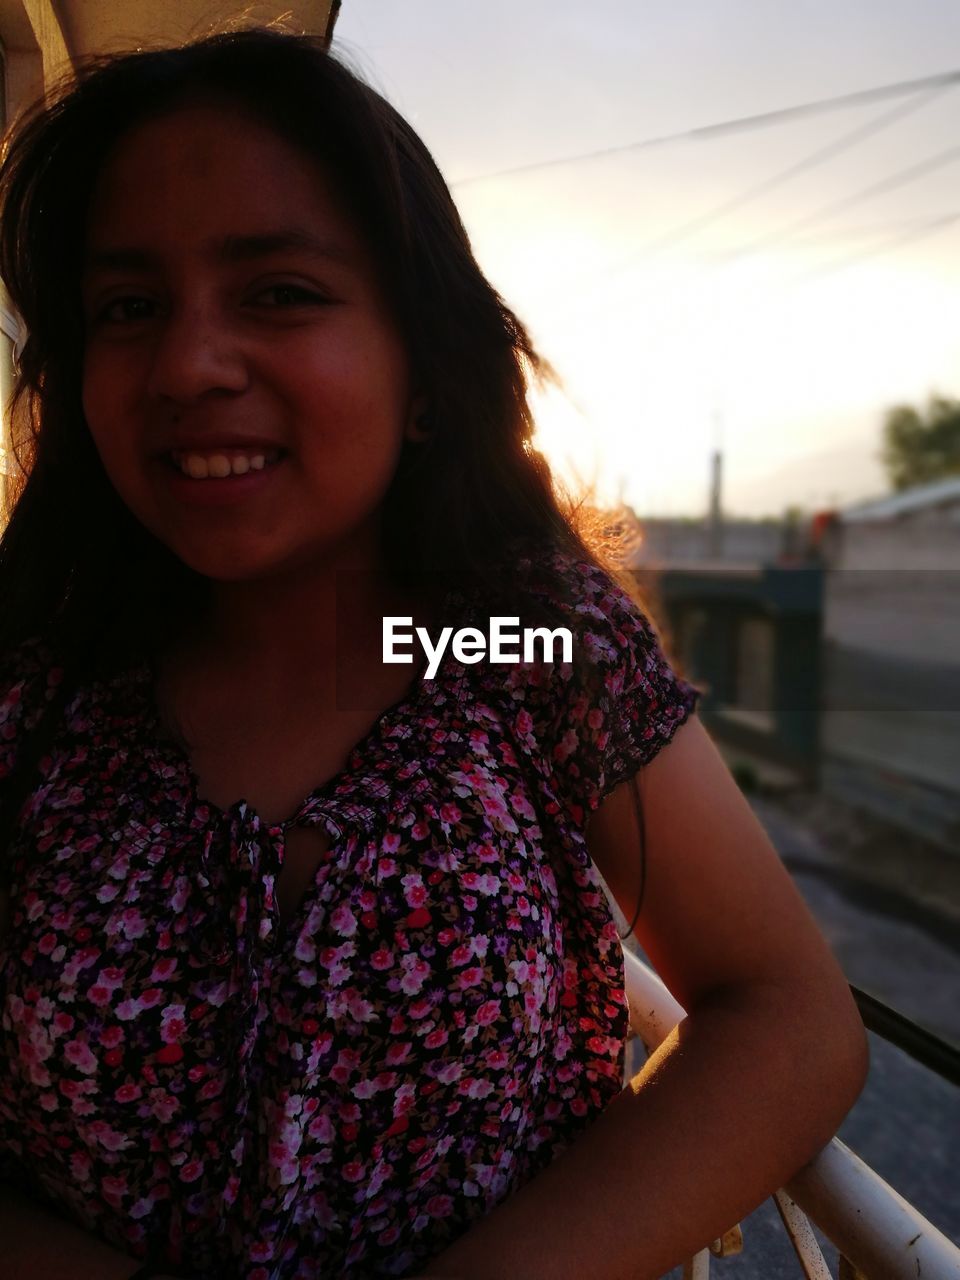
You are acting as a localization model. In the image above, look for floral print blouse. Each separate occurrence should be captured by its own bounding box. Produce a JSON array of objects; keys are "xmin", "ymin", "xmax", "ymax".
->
[{"xmin": 0, "ymin": 548, "xmax": 698, "ymax": 1278}]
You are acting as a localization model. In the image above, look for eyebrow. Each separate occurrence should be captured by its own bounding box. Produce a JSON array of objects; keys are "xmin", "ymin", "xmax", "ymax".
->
[{"xmin": 83, "ymin": 228, "xmax": 357, "ymax": 274}]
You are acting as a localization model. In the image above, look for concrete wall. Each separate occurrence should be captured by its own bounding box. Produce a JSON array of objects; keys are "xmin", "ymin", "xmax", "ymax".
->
[
  {"xmin": 820, "ymin": 509, "xmax": 960, "ymax": 852},
  {"xmin": 633, "ymin": 518, "xmax": 786, "ymax": 566},
  {"xmin": 827, "ymin": 515, "xmax": 960, "ymax": 572}
]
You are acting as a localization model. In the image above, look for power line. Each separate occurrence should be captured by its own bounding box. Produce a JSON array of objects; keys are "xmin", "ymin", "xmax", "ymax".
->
[
  {"xmin": 789, "ymin": 207, "xmax": 960, "ymax": 285},
  {"xmin": 543, "ymin": 137, "xmax": 960, "ymax": 332},
  {"xmin": 452, "ymin": 68, "xmax": 960, "ymax": 187},
  {"xmin": 639, "ymin": 86, "xmax": 947, "ymax": 257},
  {"xmin": 628, "ymin": 207, "xmax": 960, "ymax": 365},
  {"xmin": 572, "ymin": 85, "xmax": 951, "ymax": 300},
  {"xmin": 789, "ymin": 211, "xmax": 960, "ymax": 246},
  {"xmin": 545, "ymin": 178, "xmax": 960, "ymax": 359},
  {"xmin": 718, "ymin": 141, "xmax": 960, "ymax": 265}
]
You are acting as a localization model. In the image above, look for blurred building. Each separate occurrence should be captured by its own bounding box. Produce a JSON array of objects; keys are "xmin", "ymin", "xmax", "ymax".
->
[
  {"xmin": 633, "ymin": 516, "xmax": 789, "ymax": 566},
  {"xmin": 636, "ymin": 477, "xmax": 960, "ymax": 853},
  {"xmin": 818, "ymin": 476, "xmax": 960, "ymax": 852},
  {"xmin": 630, "ymin": 514, "xmax": 823, "ymax": 786}
]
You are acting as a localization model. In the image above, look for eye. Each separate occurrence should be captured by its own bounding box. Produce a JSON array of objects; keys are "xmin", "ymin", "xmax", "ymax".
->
[
  {"xmin": 92, "ymin": 295, "xmax": 156, "ymax": 325},
  {"xmin": 254, "ymin": 283, "xmax": 332, "ymax": 308}
]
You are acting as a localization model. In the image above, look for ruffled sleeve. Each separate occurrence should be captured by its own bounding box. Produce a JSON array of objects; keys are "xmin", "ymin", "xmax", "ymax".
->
[{"xmin": 536, "ymin": 555, "xmax": 700, "ymax": 818}]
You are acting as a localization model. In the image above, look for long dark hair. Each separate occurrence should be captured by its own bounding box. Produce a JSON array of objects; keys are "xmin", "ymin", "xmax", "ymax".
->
[
  {"xmin": 0, "ymin": 27, "xmax": 647, "ymax": 932},
  {"xmin": 0, "ymin": 27, "xmax": 596, "ymax": 657}
]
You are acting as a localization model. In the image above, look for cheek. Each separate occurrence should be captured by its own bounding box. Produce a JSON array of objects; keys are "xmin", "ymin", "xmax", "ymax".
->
[
  {"xmin": 81, "ymin": 359, "xmax": 117, "ymax": 448},
  {"xmin": 81, "ymin": 363, "xmax": 139, "ymax": 494},
  {"xmin": 299, "ymin": 359, "xmax": 411, "ymax": 460}
]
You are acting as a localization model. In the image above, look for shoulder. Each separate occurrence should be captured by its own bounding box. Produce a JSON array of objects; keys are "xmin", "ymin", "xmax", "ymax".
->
[
  {"xmin": 504, "ymin": 534, "xmax": 654, "ymax": 632},
  {"xmin": 489, "ymin": 537, "xmax": 700, "ymax": 814},
  {"xmin": 509, "ymin": 537, "xmax": 691, "ymax": 704}
]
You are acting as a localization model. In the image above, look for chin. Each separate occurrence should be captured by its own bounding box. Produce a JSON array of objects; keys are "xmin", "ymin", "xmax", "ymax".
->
[{"xmin": 170, "ymin": 549, "xmax": 278, "ymax": 584}]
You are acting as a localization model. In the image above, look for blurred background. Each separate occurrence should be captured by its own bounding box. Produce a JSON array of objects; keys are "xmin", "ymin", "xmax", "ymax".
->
[
  {"xmin": 333, "ymin": 3, "xmax": 960, "ymax": 1270},
  {"xmin": 336, "ymin": 1, "xmax": 960, "ymax": 517},
  {"xmin": 0, "ymin": 0, "xmax": 956, "ymax": 1273}
]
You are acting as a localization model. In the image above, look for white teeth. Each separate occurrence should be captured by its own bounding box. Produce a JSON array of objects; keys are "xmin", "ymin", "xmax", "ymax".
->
[{"xmin": 172, "ymin": 449, "xmax": 279, "ymax": 479}]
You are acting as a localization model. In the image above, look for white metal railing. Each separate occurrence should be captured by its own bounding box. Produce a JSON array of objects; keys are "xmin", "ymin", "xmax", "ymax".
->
[{"xmin": 622, "ymin": 947, "xmax": 960, "ymax": 1280}]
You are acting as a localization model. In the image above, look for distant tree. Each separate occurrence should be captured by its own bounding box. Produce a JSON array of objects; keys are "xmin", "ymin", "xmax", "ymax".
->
[{"xmin": 880, "ymin": 395, "xmax": 960, "ymax": 491}]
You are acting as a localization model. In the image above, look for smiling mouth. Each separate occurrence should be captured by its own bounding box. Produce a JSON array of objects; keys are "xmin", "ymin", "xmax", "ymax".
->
[{"xmin": 168, "ymin": 448, "xmax": 284, "ymax": 479}]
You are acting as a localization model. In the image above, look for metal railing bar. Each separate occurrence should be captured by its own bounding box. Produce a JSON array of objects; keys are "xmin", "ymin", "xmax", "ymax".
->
[
  {"xmin": 773, "ymin": 1188, "xmax": 834, "ymax": 1280},
  {"xmin": 786, "ymin": 1139, "xmax": 960, "ymax": 1280},
  {"xmin": 622, "ymin": 948, "xmax": 960, "ymax": 1280},
  {"xmin": 849, "ymin": 983, "xmax": 960, "ymax": 1087},
  {"xmin": 682, "ymin": 1249, "xmax": 712, "ymax": 1279}
]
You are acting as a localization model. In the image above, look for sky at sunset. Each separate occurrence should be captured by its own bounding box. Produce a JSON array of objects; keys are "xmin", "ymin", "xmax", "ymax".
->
[{"xmin": 333, "ymin": 1, "xmax": 960, "ymax": 518}]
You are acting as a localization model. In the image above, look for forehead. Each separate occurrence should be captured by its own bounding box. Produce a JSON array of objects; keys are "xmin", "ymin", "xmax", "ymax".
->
[{"xmin": 85, "ymin": 101, "xmax": 366, "ymax": 263}]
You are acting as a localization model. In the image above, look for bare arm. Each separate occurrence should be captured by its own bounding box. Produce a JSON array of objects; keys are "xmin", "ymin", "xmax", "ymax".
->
[{"xmin": 421, "ymin": 716, "xmax": 869, "ymax": 1280}]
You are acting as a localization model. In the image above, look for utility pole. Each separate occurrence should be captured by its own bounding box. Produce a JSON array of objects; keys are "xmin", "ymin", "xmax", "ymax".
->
[{"xmin": 707, "ymin": 409, "xmax": 724, "ymax": 559}]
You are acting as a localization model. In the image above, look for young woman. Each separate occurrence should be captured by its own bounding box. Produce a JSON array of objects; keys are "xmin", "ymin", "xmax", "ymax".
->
[{"xmin": 0, "ymin": 28, "xmax": 868, "ymax": 1280}]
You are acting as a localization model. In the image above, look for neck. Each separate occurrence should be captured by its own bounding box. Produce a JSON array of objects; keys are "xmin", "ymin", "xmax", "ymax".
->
[{"xmin": 169, "ymin": 538, "xmax": 440, "ymax": 705}]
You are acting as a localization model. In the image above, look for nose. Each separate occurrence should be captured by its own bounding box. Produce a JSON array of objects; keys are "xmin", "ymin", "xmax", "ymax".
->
[{"xmin": 146, "ymin": 300, "xmax": 249, "ymax": 405}]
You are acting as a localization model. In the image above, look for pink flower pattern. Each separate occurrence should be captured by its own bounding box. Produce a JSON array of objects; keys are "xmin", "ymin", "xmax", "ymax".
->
[{"xmin": 0, "ymin": 549, "xmax": 697, "ymax": 1276}]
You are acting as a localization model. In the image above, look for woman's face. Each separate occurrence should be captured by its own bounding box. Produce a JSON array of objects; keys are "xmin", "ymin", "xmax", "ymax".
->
[{"xmin": 81, "ymin": 101, "xmax": 423, "ymax": 584}]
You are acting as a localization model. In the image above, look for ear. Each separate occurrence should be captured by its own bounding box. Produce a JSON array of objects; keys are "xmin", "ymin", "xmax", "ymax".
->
[{"xmin": 404, "ymin": 393, "xmax": 432, "ymax": 444}]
